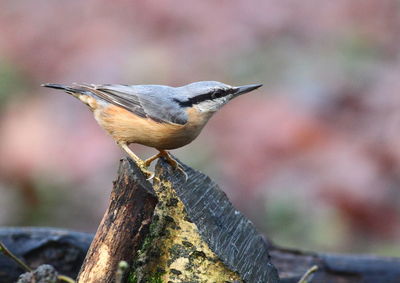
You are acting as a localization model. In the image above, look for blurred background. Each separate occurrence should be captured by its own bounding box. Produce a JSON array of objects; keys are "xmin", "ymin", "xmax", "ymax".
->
[{"xmin": 1, "ymin": 0, "xmax": 400, "ymax": 256}]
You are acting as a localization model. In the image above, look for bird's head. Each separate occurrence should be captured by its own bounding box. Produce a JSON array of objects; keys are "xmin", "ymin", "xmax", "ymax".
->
[{"xmin": 177, "ymin": 81, "xmax": 262, "ymax": 113}]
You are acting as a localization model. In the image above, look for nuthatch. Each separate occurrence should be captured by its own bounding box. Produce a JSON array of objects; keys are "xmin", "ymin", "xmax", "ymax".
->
[{"xmin": 42, "ymin": 81, "xmax": 262, "ymax": 179}]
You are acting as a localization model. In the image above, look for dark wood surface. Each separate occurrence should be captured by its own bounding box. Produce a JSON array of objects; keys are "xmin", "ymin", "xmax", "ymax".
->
[
  {"xmin": 156, "ymin": 158, "xmax": 280, "ymax": 283},
  {"xmin": 0, "ymin": 227, "xmax": 91, "ymax": 282},
  {"xmin": 76, "ymin": 158, "xmax": 158, "ymax": 283},
  {"xmin": 270, "ymin": 246, "xmax": 400, "ymax": 283},
  {"xmin": 1, "ymin": 159, "xmax": 400, "ymax": 282},
  {"xmin": 2, "ymin": 228, "xmax": 400, "ymax": 282}
]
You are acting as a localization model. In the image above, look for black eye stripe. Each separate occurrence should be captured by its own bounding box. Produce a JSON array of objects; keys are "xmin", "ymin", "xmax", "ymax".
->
[
  {"xmin": 213, "ymin": 89, "xmax": 226, "ymax": 98},
  {"xmin": 176, "ymin": 88, "xmax": 234, "ymax": 107}
]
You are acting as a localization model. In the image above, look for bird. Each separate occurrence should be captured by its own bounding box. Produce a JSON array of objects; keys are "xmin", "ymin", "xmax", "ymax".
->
[{"xmin": 42, "ymin": 81, "xmax": 262, "ymax": 180}]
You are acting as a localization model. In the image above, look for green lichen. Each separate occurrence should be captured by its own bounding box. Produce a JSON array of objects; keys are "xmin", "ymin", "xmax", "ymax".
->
[
  {"xmin": 127, "ymin": 272, "xmax": 137, "ymax": 283},
  {"xmin": 148, "ymin": 272, "xmax": 163, "ymax": 283},
  {"xmin": 128, "ymin": 272, "xmax": 163, "ymax": 283},
  {"xmin": 129, "ymin": 176, "xmax": 241, "ymax": 283}
]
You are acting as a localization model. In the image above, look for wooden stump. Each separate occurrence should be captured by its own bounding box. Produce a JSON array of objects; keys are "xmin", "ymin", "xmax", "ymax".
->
[
  {"xmin": 128, "ymin": 158, "xmax": 279, "ymax": 283},
  {"xmin": 130, "ymin": 163, "xmax": 239, "ymax": 282},
  {"xmin": 76, "ymin": 159, "xmax": 158, "ymax": 283},
  {"xmin": 1, "ymin": 156, "xmax": 400, "ymax": 282},
  {"xmin": 76, "ymin": 157, "xmax": 279, "ymax": 283}
]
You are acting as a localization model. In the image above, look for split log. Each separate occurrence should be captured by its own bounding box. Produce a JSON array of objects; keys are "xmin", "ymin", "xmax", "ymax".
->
[
  {"xmin": 1, "ymin": 158, "xmax": 400, "ymax": 282},
  {"xmin": 76, "ymin": 158, "xmax": 158, "ymax": 283},
  {"xmin": 128, "ymin": 158, "xmax": 279, "ymax": 282}
]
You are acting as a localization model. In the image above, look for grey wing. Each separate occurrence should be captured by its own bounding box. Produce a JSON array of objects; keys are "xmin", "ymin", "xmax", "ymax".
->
[{"xmin": 79, "ymin": 84, "xmax": 188, "ymax": 125}]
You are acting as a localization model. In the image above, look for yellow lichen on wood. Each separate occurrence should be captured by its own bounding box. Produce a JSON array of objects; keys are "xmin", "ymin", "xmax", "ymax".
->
[{"xmin": 131, "ymin": 178, "xmax": 242, "ymax": 283}]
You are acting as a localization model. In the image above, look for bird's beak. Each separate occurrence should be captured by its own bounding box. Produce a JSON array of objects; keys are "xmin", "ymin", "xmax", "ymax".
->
[{"xmin": 233, "ymin": 84, "xmax": 263, "ymax": 95}]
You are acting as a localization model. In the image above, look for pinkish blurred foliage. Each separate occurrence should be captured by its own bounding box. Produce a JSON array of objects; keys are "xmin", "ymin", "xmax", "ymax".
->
[{"xmin": 1, "ymin": 0, "xmax": 400, "ymax": 255}]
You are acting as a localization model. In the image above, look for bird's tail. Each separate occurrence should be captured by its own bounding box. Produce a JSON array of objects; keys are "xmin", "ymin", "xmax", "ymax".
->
[{"xmin": 41, "ymin": 83, "xmax": 90, "ymax": 98}]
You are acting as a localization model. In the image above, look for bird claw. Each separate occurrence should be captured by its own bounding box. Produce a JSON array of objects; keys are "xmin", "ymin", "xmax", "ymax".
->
[
  {"xmin": 144, "ymin": 170, "xmax": 155, "ymax": 181},
  {"xmin": 162, "ymin": 154, "xmax": 188, "ymax": 182},
  {"xmin": 137, "ymin": 162, "xmax": 155, "ymax": 181},
  {"xmin": 176, "ymin": 164, "xmax": 188, "ymax": 182},
  {"xmin": 141, "ymin": 151, "xmax": 188, "ymax": 181}
]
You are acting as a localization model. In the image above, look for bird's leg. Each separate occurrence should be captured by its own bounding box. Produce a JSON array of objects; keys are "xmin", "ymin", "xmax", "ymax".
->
[
  {"xmin": 118, "ymin": 142, "xmax": 155, "ymax": 180},
  {"xmin": 143, "ymin": 152, "xmax": 163, "ymax": 167},
  {"xmin": 157, "ymin": 150, "xmax": 188, "ymax": 181},
  {"xmin": 142, "ymin": 149, "xmax": 188, "ymax": 181}
]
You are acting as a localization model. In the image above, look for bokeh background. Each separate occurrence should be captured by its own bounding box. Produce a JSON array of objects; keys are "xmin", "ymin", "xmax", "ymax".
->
[{"xmin": 1, "ymin": 0, "xmax": 400, "ymax": 256}]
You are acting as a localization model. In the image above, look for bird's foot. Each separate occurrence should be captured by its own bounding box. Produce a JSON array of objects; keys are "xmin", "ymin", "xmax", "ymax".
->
[
  {"xmin": 160, "ymin": 152, "xmax": 188, "ymax": 181},
  {"xmin": 173, "ymin": 162, "xmax": 188, "ymax": 182},
  {"xmin": 143, "ymin": 150, "xmax": 188, "ymax": 181},
  {"xmin": 143, "ymin": 152, "xmax": 162, "ymax": 168},
  {"xmin": 136, "ymin": 161, "xmax": 155, "ymax": 180},
  {"xmin": 118, "ymin": 142, "xmax": 155, "ymax": 180}
]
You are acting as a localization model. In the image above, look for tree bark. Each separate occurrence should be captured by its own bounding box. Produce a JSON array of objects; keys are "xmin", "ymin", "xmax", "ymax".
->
[
  {"xmin": 76, "ymin": 158, "xmax": 158, "ymax": 283},
  {"xmin": 2, "ymin": 158, "xmax": 400, "ymax": 282},
  {"xmin": 129, "ymin": 158, "xmax": 252, "ymax": 282},
  {"xmin": 145, "ymin": 157, "xmax": 279, "ymax": 283}
]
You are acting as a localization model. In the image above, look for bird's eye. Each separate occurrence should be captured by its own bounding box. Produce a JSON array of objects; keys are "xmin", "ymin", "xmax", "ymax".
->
[{"xmin": 212, "ymin": 88, "xmax": 225, "ymax": 99}]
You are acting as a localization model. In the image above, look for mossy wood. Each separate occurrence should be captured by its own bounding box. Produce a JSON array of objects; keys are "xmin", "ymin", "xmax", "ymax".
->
[
  {"xmin": 130, "ymin": 163, "xmax": 242, "ymax": 282},
  {"xmin": 76, "ymin": 156, "xmax": 279, "ymax": 283},
  {"xmin": 132, "ymin": 158, "xmax": 279, "ymax": 283}
]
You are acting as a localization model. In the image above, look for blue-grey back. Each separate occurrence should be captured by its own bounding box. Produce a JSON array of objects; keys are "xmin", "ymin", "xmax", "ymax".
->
[{"xmin": 95, "ymin": 84, "xmax": 189, "ymax": 125}]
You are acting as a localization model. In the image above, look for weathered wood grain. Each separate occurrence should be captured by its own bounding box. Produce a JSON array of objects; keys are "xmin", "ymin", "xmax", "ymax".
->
[
  {"xmin": 2, "ymin": 159, "xmax": 400, "ymax": 283},
  {"xmin": 156, "ymin": 157, "xmax": 280, "ymax": 283},
  {"xmin": 130, "ymin": 159, "xmax": 242, "ymax": 282},
  {"xmin": 76, "ymin": 158, "xmax": 158, "ymax": 283}
]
